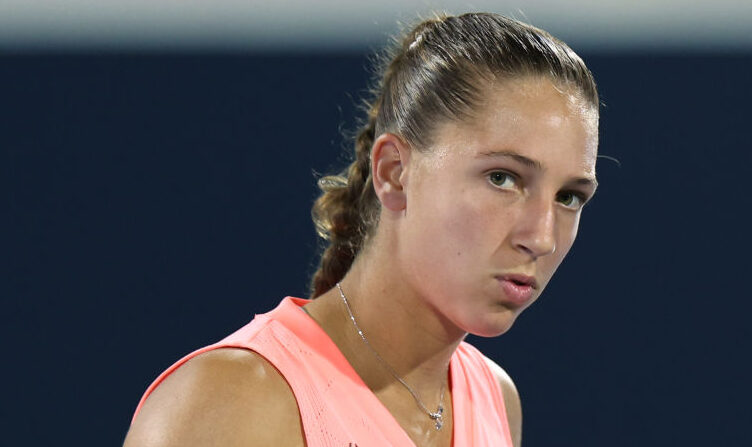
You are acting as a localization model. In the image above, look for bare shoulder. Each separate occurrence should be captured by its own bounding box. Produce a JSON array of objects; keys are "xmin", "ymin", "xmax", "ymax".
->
[
  {"xmin": 482, "ymin": 354, "xmax": 522, "ymax": 447},
  {"xmin": 124, "ymin": 347, "xmax": 304, "ymax": 447}
]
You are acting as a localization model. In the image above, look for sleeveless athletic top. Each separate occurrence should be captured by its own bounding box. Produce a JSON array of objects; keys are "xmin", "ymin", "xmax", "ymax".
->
[{"xmin": 132, "ymin": 297, "xmax": 514, "ymax": 446}]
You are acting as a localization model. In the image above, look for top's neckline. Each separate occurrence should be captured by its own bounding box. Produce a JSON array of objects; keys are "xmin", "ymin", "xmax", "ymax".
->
[{"xmin": 267, "ymin": 296, "xmax": 464, "ymax": 447}]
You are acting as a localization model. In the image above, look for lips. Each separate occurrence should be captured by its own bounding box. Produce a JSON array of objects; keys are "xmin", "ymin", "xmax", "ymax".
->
[
  {"xmin": 496, "ymin": 273, "xmax": 538, "ymax": 306},
  {"xmin": 498, "ymin": 273, "xmax": 538, "ymax": 289}
]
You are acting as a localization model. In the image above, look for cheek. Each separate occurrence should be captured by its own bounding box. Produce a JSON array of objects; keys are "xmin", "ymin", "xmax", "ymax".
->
[
  {"xmin": 559, "ymin": 214, "xmax": 581, "ymax": 255},
  {"xmin": 543, "ymin": 214, "xmax": 581, "ymax": 283},
  {"xmin": 439, "ymin": 198, "xmax": 484, "ymax": 255},
  {"xmin": 408, "ymin": 189, "xmax": 504, "ymax": 270}
]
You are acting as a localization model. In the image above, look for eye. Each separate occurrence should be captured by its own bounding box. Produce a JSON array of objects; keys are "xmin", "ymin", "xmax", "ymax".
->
[
  {"xmin": 556, "ymin": 191, "xmax": 588, "ymax": 210},
  {"xmin": 487, "ymin": 171, "xmax": 517, "ymax": 189}
]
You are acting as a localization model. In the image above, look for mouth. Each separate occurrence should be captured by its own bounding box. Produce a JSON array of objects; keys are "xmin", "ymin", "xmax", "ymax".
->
[
  {"xmin": 498, "ymin": 273, "xmax": 538, "ymax": 290},
  {"xmin": 495, "ymin": 273, "xmax": 538, "ymax": 306}
]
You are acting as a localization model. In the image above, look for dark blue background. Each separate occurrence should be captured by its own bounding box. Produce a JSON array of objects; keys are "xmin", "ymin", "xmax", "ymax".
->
[{"xmin": 4, "ymin": 52, "xmax": 751, "ymax": 446}]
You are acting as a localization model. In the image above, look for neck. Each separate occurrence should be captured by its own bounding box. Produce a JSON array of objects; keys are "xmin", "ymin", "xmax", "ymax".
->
[{"xmin": 306, "ymin": 241, "xmax": 467, "ymax": 399}]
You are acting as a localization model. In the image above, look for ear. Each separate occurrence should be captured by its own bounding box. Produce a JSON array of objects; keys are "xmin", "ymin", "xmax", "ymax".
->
[{"xmin": 371, "ymin": 132, "xmax": 410, "ymax": 212}]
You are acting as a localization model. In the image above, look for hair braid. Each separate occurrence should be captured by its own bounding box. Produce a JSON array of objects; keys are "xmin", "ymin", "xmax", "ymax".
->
[{"xmin": 309, "ymin": 101, "xmax": 380, "ymax": 297}]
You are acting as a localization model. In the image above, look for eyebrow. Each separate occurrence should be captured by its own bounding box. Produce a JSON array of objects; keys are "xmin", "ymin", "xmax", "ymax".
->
[{"xmin": 478, "ymin": 149, "xmax": 599, "ymax": 190}]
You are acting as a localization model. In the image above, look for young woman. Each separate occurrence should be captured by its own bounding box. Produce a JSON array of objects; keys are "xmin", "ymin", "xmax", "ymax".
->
[{"xmin": 124, "ymin": 12, "xmax": 599, "ymax": 447}]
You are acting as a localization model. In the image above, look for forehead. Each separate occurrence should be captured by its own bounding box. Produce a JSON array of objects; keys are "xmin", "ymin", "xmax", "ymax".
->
[{"xmin": 427, "ymin": 77, "xmax": 599, "ymax": 175}]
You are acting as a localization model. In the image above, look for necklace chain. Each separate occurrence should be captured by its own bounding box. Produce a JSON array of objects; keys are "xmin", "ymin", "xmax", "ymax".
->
[{"xmin": 336, "ymin": 282, "xmax": 446, "ymax": 430}]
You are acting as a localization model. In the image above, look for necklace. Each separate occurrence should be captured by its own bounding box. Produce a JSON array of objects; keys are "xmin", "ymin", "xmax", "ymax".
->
[{"xmin": 336, "ymin": 282, "xmax": 447, "ymax": 430}]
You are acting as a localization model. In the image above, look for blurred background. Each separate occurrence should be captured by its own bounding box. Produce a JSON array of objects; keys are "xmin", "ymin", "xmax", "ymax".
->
[{"xmin": 3, "ymin": 1, "xmax": 751, "ymax": 445}]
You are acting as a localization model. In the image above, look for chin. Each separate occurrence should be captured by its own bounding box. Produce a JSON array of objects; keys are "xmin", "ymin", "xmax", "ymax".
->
[{"xmin": 465, "ymin": 312, "xmax": 519, "ymax": 338}]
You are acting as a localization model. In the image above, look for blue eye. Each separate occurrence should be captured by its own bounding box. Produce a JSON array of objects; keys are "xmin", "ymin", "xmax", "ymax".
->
[{"xmin": 488, "ymin": 171, "xmax": 516, "ymax": 189}]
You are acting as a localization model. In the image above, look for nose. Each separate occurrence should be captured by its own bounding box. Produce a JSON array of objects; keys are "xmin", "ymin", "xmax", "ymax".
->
[{"xmin": 511, "ymin": 195, "xmax": 557, "ymax": 260}]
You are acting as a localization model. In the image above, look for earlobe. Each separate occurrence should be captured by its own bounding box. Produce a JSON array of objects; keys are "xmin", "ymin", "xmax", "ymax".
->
[{"xmin": 371, "ymin": 133, "xmax": 409, "ymax": 212}]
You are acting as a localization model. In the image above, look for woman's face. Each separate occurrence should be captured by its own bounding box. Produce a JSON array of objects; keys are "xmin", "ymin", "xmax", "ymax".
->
[{"xmin": 396, "ymin": 76, "xmax": 599, "ymax": 337}]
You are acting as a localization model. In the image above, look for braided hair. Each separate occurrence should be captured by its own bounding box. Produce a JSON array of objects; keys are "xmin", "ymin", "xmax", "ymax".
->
[{"xmin": 309, "ymin": 12, "xmax": 599, "ymax": 297}]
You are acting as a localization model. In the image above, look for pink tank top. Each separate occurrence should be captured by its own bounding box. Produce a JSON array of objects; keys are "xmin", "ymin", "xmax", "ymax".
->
[{"xmin": 132, "ymin": 297, "xmax": 514, "ymax": 446}]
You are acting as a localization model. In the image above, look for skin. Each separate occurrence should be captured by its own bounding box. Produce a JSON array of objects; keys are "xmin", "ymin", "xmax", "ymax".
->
[{"xmin": 124, "ymin": 76, "xmax": 598, "ymax": 447}]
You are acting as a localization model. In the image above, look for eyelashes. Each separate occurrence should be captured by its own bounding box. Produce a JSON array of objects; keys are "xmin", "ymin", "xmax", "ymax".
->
[
  {"xmin": 488, "ymin": 171, "xmax": 516, "ymax": 189},
  {"xmin": 485, "ymin": 170, "xmax": 590, "ymax": 211},
  {"xmin": 555, "ymin": 191, "xmax": 588, "ymax": 210}
]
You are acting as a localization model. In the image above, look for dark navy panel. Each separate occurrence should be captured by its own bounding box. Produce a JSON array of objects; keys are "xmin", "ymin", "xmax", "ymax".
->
[{"xmin": 3, "ymin": 52, "xmax": 750, "ymax": 446}]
